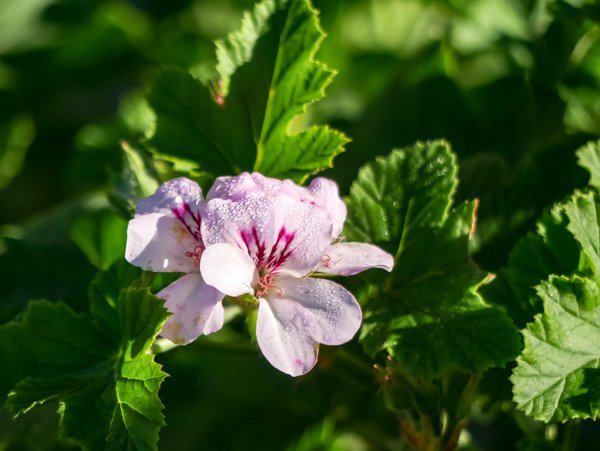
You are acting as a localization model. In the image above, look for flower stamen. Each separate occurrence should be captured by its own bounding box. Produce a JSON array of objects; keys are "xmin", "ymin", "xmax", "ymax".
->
[
  {"xmin": 185, "ymin": 245, "xmax": 204, "ymax": 268},
  {"xmin": 255, "ymin": 273, "xmax": 283, "ymax": 298}
]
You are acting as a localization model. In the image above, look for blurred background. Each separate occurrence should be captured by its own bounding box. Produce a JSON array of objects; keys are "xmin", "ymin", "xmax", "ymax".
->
[{"xmin": 1, "ymin": 0, "xmax": 600, "ymax": 449}]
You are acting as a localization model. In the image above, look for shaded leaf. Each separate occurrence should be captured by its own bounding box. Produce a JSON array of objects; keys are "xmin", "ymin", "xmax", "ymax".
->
[
  {"xmin": 109, "ymin": 141, "xmax": 160, "ymax": 218},
  {"xmin": 0, "ymin": 270, "xmax": 169, "ymax": 450},
  {"xmin": 70, "ymin": 208, "xmax": 128, "ymax": 270},
  {"xmin": 347, "ymin": 141, "xmax": 520, "ymax": 379},
  {"xmin": 483, "ymin": 202, "xmax": 581, "ymax": 328}
]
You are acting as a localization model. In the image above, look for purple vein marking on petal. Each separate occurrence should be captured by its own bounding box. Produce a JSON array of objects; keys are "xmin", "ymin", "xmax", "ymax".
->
[
  {"xmin": 265, "ymin": 227, "xmax": 295, "ymax": 272},
  {"xmin": 241, "ymin": 229, "xmax": 252, "ymax": 257},
  {"xmin": 240, "ymin": 227, "xmax": 267, "ymax": 267},
  {"xmin": 240, "ymin": 226, "xmax": 297, "ymax": 274},
  {"xmin": 265, "ymin": 226, "xmax": 286, "ymax": 269},
  {"xmin": 172, "ymin": 203, "xmax": 202, "ymax": 243},
  {"xmin": 252, "ymin": 226, "xmax": 266, "ymax": 268},
  {"xmin": 184, "ymin": 203, "xmax": 201, "ymax": 228},
  {"xmin": 172, "ymin": 202, "xmax": 205, "ymax": 268}
]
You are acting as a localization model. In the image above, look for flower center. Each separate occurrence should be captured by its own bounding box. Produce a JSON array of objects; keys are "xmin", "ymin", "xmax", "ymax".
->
[
  {"xmin": 184, "ymin": 245, "xmax": 203, "ymax": 268},
  {"xmin": 240, "ymin": 225, "xmax": 296, "ymax": 298},
  {"xmin": 255, "ymin": 273, "xmax": 283, "ymax": 298}
]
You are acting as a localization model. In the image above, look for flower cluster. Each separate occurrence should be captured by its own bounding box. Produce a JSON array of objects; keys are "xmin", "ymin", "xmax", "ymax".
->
[{"xmin": 125, "ymin": 173, "xmax": 393, "ymax": 376}]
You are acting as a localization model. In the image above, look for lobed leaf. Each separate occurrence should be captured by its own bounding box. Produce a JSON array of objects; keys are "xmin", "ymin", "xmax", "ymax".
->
[
  {"xmin": 215, "ymin": 0, "xmax": 278, "ymax": 96},
  {"xmin": 0, "ymin": 265, "xmax": 169, "ymax": 451},
  {"xmin": 478, "ymin": 140, "xmax": 600, "ymax": 422},
  {"xmin": 344, "ymin": 141, "xmax": 456, "ymax": 250},
  {"xmin": 146, "ymin": 0, "xmax": 346, "ymax": 182},
  {"xmin": 482, "ymin": 202, "xmax": 581, "ymax": 328},
  {"xmin": 249, "ymin": 0, "xmax": 348, "ymax": 179},
  {"xmin": 512, "ymin": 275, "xmax": 600, "ymax": 422},
  {"xmin": 509, "ymin": 187, "xmax": 600, "ymax": 422},
  {"xmin": 347, "ymin": 141, "xmax": 520, "ymax": 379}
]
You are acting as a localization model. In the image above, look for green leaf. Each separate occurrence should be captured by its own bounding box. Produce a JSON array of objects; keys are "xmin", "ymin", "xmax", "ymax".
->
[
  {"xmin": 70, "ymin": 208, "xmax": 128, "ymax": 270},
  {"xmin": 146, "ymin": 68, "xmax": 255, "ymax": 175},
  {"xmin": 215, "ymin": 0, "xmax": 277, "ymax": 96},
  {"xmin": 0, "ymin": 196, "xmax": 103, "ymax": 324},
  {"xmin": 248, "ymin": 0, "xmax": 347, "ymax": 179},
  {"xmin": 483, "ymin": 202, "xmax": 581, "ymax": 328},
  {"xmin": 89, "ymin": 260, "xmax": 144, "ymax": 340},
  {"xmin": 347, "ymin": 141, "xmax": 520, "ymax": 379},
  {"xmin": 509, "ymin": 190, "xmax": 600, "ymax": 422},
  {"xmin": 0, "ymin": 267, "xmax": 169, "ymax": 451},
  {"xmin": 564, "ymin": 190, "xmax": 600, "ymax": 275},
  {"xmin": 512, "ymin": 275, "xmax": 600, "ymax": 422},
  {"xmin": 344, "ymin": 140, "xmax": 456, "ymax": 248},
  {"xmin": 146, "ymin": 0, "xmax": 346, "ymax": 181},
  {"xmin": 109, "ymin": 141, "xmax": 160, "ymax": 217},
  {"xmin": 577, "ymin": 140, "xmax": 600, "ymax": 191}
]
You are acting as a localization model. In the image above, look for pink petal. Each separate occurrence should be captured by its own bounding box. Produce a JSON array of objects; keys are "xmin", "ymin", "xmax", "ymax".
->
[
  {"xmin": 206, "ymin": 172, "xmax": 282, "ymax": 202},
  {"xmin": 256, "ymin": 299, "xmax": 318, "ymax": 377},
  {"xmin": 201, "ymin": 194, "xmax": 276, "ymax": 250},
  {"xmin": 202, "ymin": 186, "xmax": 333, "ymax": 278},
  {"xmin": 308, "ymin": 178, "xmax": 347, "ymax": 239},
  {"xmin": 282, "ymin": 177, "xmax": 347, "ymax": 239},
  {"xmin": 137, "ymin": 177, "xmax": 203, "ymax": 214},
  {"xmin": 270, "ymin": 195, "xmax": 333, "ymax": 277},
  {"xmin": 200, "ymin": 243, "xmax": 258, "ymax": 296},
  {"xmin": 256, "ymin": 277, "xmax": 362, "ymax": 376},
  {"xmin": 316, "ymin": 243, "xmax": 394, "ymax": 276},
  {"xmin": 158, "ymin": 273, "xmax": 225, "ymax": 344},
  {"xmin": 125, "ymin": 213, "xmax": 198, "ymax": 272}
]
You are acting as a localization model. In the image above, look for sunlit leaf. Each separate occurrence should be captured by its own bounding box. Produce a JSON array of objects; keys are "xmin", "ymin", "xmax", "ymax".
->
[
  {"xmin": 146, "ymin": 0, "xmax": 347, "ymax": 182},
  {"xmin": 346, "ymin": 141, "xmax": 520, "ymax": 379},
  {"xmin": 512, "ymin": 275, "xmax": 600, "ymax": 422},
  {"xmin": 577, "ymin": 140, "xmax": 600, "ymax": 191}
]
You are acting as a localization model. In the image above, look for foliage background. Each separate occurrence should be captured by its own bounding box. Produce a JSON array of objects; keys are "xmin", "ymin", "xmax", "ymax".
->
[{"xmin": 2, "ymin": 0, "xmax": 600, "ymax": 449}]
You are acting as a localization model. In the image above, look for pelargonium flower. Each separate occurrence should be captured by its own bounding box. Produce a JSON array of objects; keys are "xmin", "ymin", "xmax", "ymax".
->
[
  {"xmin": 125, "ymin": 178, "xmax": 225, "ymax": 344},
  {"xmin": 199, "ymin": 172, "xmax": 393, "ymax": 376}
]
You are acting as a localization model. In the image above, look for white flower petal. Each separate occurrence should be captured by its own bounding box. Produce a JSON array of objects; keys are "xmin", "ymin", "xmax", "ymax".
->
[
  {"xmin": 136, "ymin": 177, "xmax": 203, "ymax": 214},
  {"xmin": 316, "ymin": 242, "xmax": 394, "ymax": 276},
  {"xmin": 200, "ymin": 243, "xmax": 257, "ymax": 297},
  {"xmin": 158, "ymin": 273, "xmax": 225, "ymax": 344},
  {"xmin": 202, "ymin": 188, "xmax": 333, "ymax": 278},
  {"xmin": 201, "ymin": 194, "xmax": 276, "ymax": 250},
  {"xmin": 125, "ymin": 213, "xmax": 198, "ymax": 272},
  {"xmin": 256, "ymin": 298, "xmax": 318, "ymax": 377},
  {"xmin": 206, "ymin": 172, "xmax": 282, "ymax": 202},
  {"xmin": 256, "ymin": 277, "xmax": 362, "ymax": 376},
  {"xmin": 282, "ymin": 177, "xmax": 346, "ymax": 239},
  {"xmin": 270, "ymin": 195, "xmax": 333, "ymax": 277}
]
